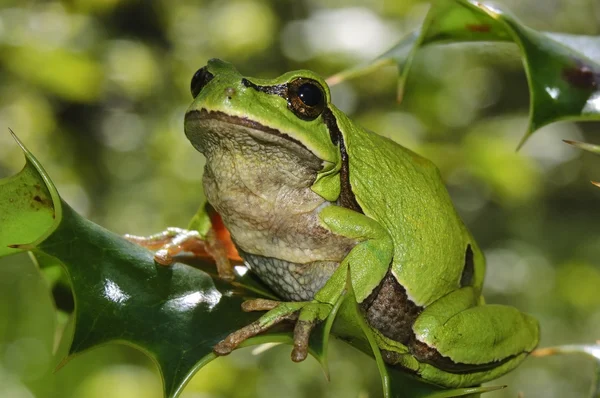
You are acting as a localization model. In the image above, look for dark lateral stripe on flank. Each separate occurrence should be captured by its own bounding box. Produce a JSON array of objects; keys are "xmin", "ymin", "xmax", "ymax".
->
[
  {"xmin": 322, "ymin": 107, "xmax": 363, "ymax": 214},
  {"xmin": 410, "ymin": 337, "xmax": 519, "ymax": 373},
  {"xmin": 186, "ymin": 109, "xmax": 309, "ymax": 151}
]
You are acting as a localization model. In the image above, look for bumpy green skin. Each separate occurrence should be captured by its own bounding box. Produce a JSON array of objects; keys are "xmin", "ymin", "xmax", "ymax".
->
[{"xmin": 185, "ymin": 59, "xmax": 539, "ymax": 388}]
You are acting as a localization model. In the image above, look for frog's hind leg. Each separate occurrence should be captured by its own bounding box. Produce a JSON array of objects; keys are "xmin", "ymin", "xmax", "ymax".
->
[
  {"xmin": 215, "ymin": 204, "xmax": 394, "ymax": 362},
  {"xmin": 410, "ymin": 287, "xmax": 539, "ymax": 383}
]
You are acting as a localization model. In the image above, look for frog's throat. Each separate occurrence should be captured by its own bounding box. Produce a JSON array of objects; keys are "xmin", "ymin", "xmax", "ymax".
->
[{"xmin": 185, "ymin": 108, "xmax": 310, "ymax": 153}]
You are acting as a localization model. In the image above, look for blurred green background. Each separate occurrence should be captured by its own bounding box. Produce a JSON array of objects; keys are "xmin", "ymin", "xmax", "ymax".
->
[{"xmin": 1, "ymin": 0, "xmax": 600, "ymax": 397}]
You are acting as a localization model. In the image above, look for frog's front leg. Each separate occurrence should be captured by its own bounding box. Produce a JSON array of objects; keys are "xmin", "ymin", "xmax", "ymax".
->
[
  {"xmin": 124, "ymin": 204, "xmax": 240, "ymax": 280},
  {"xmin": 125, "ymin": 226, "xmax": 236, "ymax": 280},
  {"xmin": 409, "ymin": 287, "xmax": 539, "ymax": 387},
  {"xmin": 214, "ymin": 205, "xmax": 393, "ymax": 361}
]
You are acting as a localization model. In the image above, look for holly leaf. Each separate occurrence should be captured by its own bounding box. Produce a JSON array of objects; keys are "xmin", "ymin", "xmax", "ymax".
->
[
  {"xmin": 327, "ymin": 0, "xmax": 600, "ymax": 148},
  {"xmin": 0, "ymin": 130, "xmax": 57, "ymax": 257},
  {"xmin": 41, "ymin": 206, "xmax": 272, "ymax": 398}
]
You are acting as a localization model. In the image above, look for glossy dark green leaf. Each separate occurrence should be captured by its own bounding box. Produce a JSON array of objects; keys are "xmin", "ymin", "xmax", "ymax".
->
[
  {"xmin": 327, "ymin": 0, "xmax": 600, "ymax": 148},
  {"xmin": 41, "ymin": 203, "xmax": 271, "ymax": 397}
]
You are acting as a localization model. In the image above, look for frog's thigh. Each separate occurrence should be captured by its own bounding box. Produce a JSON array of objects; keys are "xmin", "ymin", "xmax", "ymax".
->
[
  {"xmin": 318, "ymin": 205, "xmax": 393, "ymax": 303},
  {"xmin": 413, "ymin": 288, "xmax": 539, "ymax": 367}
]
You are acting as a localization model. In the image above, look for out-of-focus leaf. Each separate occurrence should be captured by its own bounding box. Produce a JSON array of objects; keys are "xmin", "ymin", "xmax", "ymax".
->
[
  {"xmin": 533, "ymin": 344, "xmax": 600, "ymax": 398},
  {"xmin": 464, "ymin": 134, "xmax": 541, "ymax": 204},
  {"xmin": 564, "ymin": 140, "xmax": 600, "ymax": 187},
  {"xmin": 1, "ymin": 46, "xmax": 104, "ymax": 102},
  {"xmin": 327, "ymin": 0, "xmax": 600, "ymax": 148}
]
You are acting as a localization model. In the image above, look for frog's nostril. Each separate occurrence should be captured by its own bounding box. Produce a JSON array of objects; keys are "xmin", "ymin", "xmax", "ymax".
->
[{"xmin": 224, "ymin": 87, "xmax": 236, "ymax": 100}]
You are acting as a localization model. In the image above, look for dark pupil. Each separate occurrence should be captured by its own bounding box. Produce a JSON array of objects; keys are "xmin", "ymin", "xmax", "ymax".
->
[{"xmin": 297, "ymin": 83, "xmax": 323, "ymax": 107}]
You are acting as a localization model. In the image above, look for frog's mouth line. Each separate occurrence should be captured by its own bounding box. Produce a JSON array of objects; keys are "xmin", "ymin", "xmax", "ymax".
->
[
  {"xmin": 185, "ymin": 109, "xmax": 310, "ymax": 152},
  {"xmin": 186, "ymin": 108, "xmax": 362, "ymax": 214}
]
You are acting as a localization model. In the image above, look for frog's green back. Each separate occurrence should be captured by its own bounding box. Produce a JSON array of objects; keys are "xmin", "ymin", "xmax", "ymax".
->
[{"xmin": 335, "ymin": 111, "xmax": 484, "ymax": 307}]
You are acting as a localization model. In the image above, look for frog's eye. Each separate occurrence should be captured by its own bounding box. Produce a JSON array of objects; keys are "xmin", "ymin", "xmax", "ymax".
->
[
  {"xmin": 190, "ymin": 66, "xmax": 214, "ymax": 98},
  {"xmin": 287, "ymin": 78, "xmax": 326, "ymax": 120}
]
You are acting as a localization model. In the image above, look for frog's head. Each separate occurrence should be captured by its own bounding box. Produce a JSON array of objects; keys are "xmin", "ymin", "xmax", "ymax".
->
[{"xmin": 184, "ymin": 59, "xmax": 342, "ymax": 201}]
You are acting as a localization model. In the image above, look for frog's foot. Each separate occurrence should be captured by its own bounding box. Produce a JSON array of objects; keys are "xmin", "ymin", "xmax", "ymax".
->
[
  {"xmin": 124, "ymin": 227, "xmax": 235, "ymax": 280},
  {"xmin": 405, "ymin": 287, "xmax": 539, "ymax": 386},
  {"xmin": 214, "ymin": 300, "xmax": 332, "ymax": 362}
]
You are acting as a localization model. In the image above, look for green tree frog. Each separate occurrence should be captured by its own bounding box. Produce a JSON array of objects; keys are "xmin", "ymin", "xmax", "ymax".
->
[{"xmin": 169, "ymin": 58, "xmax": 540, "ymax": 388}]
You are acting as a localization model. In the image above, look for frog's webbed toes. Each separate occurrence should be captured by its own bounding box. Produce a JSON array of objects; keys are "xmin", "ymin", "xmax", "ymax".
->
[{"xmin": 291, "ymin": 320, "xmax": 317, "ymax": 362}]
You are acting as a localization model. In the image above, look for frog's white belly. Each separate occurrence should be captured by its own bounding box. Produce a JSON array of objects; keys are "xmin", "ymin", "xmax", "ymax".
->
[{"xmin": 241, "ymin": 251, "xmax": 339, "ymax": 301}]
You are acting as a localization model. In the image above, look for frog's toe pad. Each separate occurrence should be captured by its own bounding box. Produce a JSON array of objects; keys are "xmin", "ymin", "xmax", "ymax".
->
[
  {"xmin": 214, "ymin": 311, "xmax": 299, "ymax": 355},
  {"xmin": 214, "ymin": 321, "xmax": 263, "ymax": 356},
  {"xmin": 291, "ymin": 320, "xmax": 316, "ymax": 362},
  {"xmin": 154, "ymin": 248, "xmax": 174, "ymax": 266}
]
